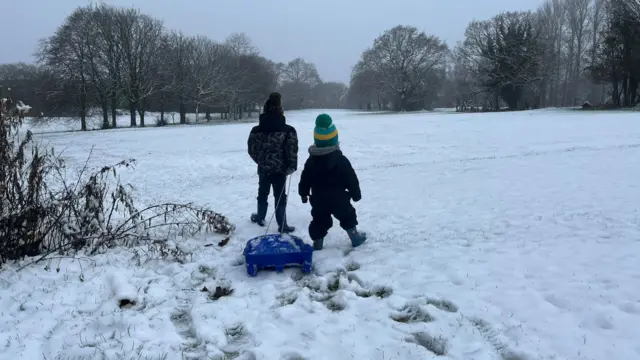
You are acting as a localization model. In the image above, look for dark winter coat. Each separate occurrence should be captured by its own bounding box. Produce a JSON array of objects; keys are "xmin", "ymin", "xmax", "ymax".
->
[
  {"xmin": 248, "ymin": 112, "xmax": 299, "ymax": 176},
  {"xmin": 298, "ymin": 144, "xmax": 361, "ymax": 203}
]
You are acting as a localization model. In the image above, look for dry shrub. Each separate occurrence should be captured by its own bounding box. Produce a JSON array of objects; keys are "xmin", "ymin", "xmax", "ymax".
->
[{"xmin": 0, "ymin": 96, "xmax": 235, "ymax": 269}]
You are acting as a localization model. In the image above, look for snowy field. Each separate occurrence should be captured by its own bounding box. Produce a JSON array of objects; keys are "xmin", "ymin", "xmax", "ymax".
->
[{"xmin": 1, "ymin": 108, "xmax": 640, "ymax": 360}]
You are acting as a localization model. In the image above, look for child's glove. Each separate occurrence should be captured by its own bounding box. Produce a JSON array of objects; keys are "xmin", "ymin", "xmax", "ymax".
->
[{"xmin": 301, "ymin": 195, "xmax": 308, "ymax": 204}]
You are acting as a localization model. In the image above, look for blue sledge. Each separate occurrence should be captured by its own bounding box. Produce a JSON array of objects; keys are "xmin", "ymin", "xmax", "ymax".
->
[{"xmin": 243, "ymin": 233, "xmax": 314, "ymax": 277}]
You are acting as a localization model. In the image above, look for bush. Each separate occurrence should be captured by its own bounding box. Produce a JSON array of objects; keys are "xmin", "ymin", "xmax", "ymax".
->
[{"xmin": 0, "ymin": 96, "xmax": 234, "ymax": 269}]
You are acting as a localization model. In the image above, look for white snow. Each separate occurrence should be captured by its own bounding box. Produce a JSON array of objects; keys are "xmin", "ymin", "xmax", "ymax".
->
[
  {"xmin": 15, "ymin": 101, "xmax": 31, "ymax": 114},
  {"xmin": 1, "ymin": 108, "xmax": 640, "ymax": 360},
  {"xmin": 108, "ymin": 271, "xmax": 139, "ymax": 307}
]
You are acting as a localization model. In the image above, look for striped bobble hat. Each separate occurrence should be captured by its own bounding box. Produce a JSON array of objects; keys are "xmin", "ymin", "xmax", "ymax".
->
[{"xmin": 314, "ymin": 113, "xmax": 338, "ymax": 148}]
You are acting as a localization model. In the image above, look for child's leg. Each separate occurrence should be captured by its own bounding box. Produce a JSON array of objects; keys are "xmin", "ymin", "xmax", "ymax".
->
[
  {"xmin": 309, "ymin": 206, "xmax": 332, "ymax": 250},
  {"xmin": 271, "ymin": 174, "xmax": 294, "ymax": 233},
  {"xmin": 251, "ymin": 174, "xmax": 271, "ymax": 225},
  {"xmin": 332, "ymin": 199, "xmax": 366, "ymax": 247},
  {"xmin": 332, "ymin": 199, "xmax": 357, "ymax": 231}
]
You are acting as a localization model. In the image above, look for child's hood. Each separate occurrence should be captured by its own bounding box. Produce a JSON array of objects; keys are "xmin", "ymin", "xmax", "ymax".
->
[{"xmin": 308, "ymin": 144, "xmax": 341, "ymax": 170}]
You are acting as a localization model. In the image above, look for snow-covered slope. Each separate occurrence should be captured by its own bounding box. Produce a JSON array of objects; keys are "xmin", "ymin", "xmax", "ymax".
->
[{"xmin": 1, "ymin": 109, "xmax": 639, "ymax": 360}]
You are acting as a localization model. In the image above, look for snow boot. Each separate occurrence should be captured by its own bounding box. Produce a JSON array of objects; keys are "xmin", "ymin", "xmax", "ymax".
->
[
  {"xmin": 346, "ymin": 227, "xmax": 367, "ymax": 247},
  {"xmin": 312, "ymin": 238, "xmax": 324, "ymax": 250},
  {"xmin": 275, "ymin": 201, "xmax": 295, "ymax": 233},
  {"xmin": 250, "ymin": 201, "xmax": 267, "ymax": 227}
]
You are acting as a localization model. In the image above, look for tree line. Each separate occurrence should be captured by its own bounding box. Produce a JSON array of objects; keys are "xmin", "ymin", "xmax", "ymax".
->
[
  {"xmin": 0, "ymin": 4, "xmax": 346, "ymax": 130},
  {"xmin": 346, "ymin": 0, "xmax": 639, "ymax": 111},
  {"xmin": 1, "ymin": 0, "xmax": 638, "ymax": 128}
]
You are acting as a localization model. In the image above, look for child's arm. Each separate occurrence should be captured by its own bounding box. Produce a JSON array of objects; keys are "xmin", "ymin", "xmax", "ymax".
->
[
  {"xmin": 247, "ymin": 127, "xmax": 260, "ymax": 164},
  {"xmin": 298, "ymin": 157, "xmax": 312, "ymax": 200},
  {"xmin": 342, "ymin": 157, "xmax": 361, "ymax": 202},
  {"xmin": 283, "ymin": 126, "xmax": 299, "ymax": 175}
]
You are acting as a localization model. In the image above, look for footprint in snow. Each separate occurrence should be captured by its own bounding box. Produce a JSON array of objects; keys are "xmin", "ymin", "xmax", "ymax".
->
[
  {"xmin": 390, "ymin": 303, "xmax": 434, "ymax": 323},
  {"xmin": 619, "ymin": 302, "xmax": 639, "ymax": 314},
  {"xmin": 280, "ymin": 351, "xmax": 308, "ymax": 360},
  {"xmin": 219, "ymin": 323, "xmax": 258, "ymax": 358},
  {"xmin": 170, "ymin": 308, "xmax": 207, "ymax": 359},
  {"xmin": 274, "ymin": 291, "xmax": 298, "ymax": 307},
  {"xmin": 423, "ymin": 297, "xmax": 459, "ymax": 313},
  {"xmin": 290, "ymin": 262, "xmax": 393, "ymax": 313},
  {"xmin": 390, "ymin": 297, "xmax": 458, "ymax": 323},
  {"xmin": 405, "ymin": 331, "xmax": 448, "ymax": 356},
  {"xmin": 345, "ymin": 260, "xmax": 361, "ymax": 271}
]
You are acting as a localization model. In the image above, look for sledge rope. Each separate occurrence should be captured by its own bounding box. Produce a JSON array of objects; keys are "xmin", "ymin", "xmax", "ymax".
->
[{"xmin": 265, "ymin": 175, "xmax": 293, "ymax": 235}]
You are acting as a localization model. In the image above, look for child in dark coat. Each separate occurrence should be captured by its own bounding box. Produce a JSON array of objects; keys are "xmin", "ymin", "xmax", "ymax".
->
[
  {"xmin": 298, "ymin": 114, "xmax": 367, "ymax": 250},
  {"xmin": 247, "ymin": 92, "xmax": 298, "ymax": 233}
]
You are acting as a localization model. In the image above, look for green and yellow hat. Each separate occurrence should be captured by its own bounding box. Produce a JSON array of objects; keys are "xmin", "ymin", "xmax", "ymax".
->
[{"xmin": 314, "ymin": 114, "xmax": 338, "ymax": 148}]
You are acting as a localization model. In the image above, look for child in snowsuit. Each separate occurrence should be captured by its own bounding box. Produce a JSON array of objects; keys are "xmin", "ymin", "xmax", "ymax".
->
[
  {"xmin": 247, "ymin": 92, "xmax": 298, "ymax": 233},
  {"xmin": 298, "ymin": 114, "xmax": 367, "ymax": 250}
]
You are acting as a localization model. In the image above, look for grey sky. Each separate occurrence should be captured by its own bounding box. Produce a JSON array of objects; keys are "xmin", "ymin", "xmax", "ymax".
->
[{"xmin": 3, "ymin": 0, "xmax": 543, "ymax": 83}]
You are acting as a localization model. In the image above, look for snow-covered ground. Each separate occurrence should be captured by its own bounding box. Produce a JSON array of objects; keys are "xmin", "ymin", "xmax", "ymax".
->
[
  {"xmin": 24, "ymin": 110, "xmax": 263, "ymax": 133},
  {"xmin": 2, "ymin": 108, "xmax": 639, "ymax": 360}
]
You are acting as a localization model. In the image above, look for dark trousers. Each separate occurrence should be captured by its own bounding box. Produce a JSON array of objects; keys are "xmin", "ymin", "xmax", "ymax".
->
[
  {"xmin": 308, "ymin": 193, "xmax": 357, "ymax": 240},
  {"xmin": 256, "ymin": 173, "xmax": 289, "ymax": 227},
  {"xmin": 257, "ymin": 173, "xmax": 287, "ymax": 207}
]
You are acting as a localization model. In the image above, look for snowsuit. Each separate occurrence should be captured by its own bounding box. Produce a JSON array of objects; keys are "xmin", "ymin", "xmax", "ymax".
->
[
  {"xmin": 247, "ymin": 111, "xmax": 298, "ymax": 231},
  {"xmin": 298, "ymin": 144, "xmax": 361, "ymax": 240}
]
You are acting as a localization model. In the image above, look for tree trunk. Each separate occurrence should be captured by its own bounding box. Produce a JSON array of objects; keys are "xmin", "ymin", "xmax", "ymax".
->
[
  {"xmin": 612, "ymin": 72, "xmax": 620, "ymax": 107},
  {"xmin": 138, "ymin": 98, "xmax": 145, "ymax": 127},
  {"xmin": 180, "ymin": 102, "xmax": 186, "ymax": 124},
  {"xmin": 630, "ymin": 76, "xmax": 638, "ymax": 105},
  {"xmin": 110, "ymin": 90, "xmax": 117, "ymax": 128},
  {"xmin": 101, "ymin": 101, "xmax": 109, "ymax": 129},
  {"xmin": 80, "ymin": 93, "xmax": 87, "ymax": 131},
  {"xmin": 129, "ymin": 100, "xmax": 137, "ymax": 127},
  {"xmin": 622, "ymin": 77, "xmax": 629, "ymax": 107},
  {"xmin": 160, "ymin": 100, "xmax": 165, "ymax": 123}
]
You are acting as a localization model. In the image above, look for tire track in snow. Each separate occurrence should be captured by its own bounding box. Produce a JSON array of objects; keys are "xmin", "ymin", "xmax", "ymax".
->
[
  {"xmin": 356, "ymin": 142, "xmax": 640, "ymax": 172},
  {"xmin": 208, "ymin": 142, "xmax": 640, "ymax": 186},
  {"xmin": 468, "ymin": 317, "xmax": 530, "ymax": 360}
]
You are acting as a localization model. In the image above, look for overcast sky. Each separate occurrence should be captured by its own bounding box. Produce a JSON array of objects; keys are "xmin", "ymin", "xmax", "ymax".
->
[{"xmin": 2, "ymin": 0, "xmax": 543, "ymax": 83}]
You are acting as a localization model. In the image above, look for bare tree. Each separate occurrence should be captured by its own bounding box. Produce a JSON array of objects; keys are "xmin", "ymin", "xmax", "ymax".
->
[
  {"xmin": 149, "ymin": 34, "xmax": 174, "ymax": 125},
  {"xmin": 358, "ymin": 25, "xmax": 448, "ymax": 111},
  {"xmin": 313, "ymin": 82, "xmax": 348, "ymax": 109},
  {"xmin": 455, "ymin": 12, "xmax": 544, "ymax": 111},
  {"xmin": 346, "ymin": 62, "xmax": 383, "ymax": 110},
  {"xmin": 165, "ymin": 31, "xmax": 194, "ymax": 124},
  {"xmin": 242, "ymin": 57, "xmax": 278, "ymax": 117},
  {"xmin": 531, "ymin": 0, "xmax": 617, "ymax": 107},
  {"xmin": 225, "ymin": 32, "xmax": 259, "ymax": 56},
  {"xmin": 590, "ymin": 0, "xmax": 606, "ymax": 68},
  {"xmin": 37, "ymin": 7, "xmax": 94, "ymax": 130},
  {"xmin": 77, "ymin": 5, "xmax": 115, "ymax": 129},
  {"xmin": 563, "ymin": 0, "xmax": 592, "ymax": 105},
  {"xmin": 278, "ymin": 58, "xmax": 322, "ymax": 109},
  {"xmin": 187, "ymin": 36, "xmax": 232, "ymax": 122},
  {"xmin": 589, "ymin": 0, "xmax": 640, "ymax": 106},
  {"xmin": 91, "ymin": 3, "xmax": 123, "ymax": 128},
  {"xmin": 225, "ymin": 54, "xmax": 278, "ymax": 120},
  {"xmin": 114, "ymin": 8, "xmax": 164, "ymax": 127},
  {"xmin": 220, "ymin": 33, "xmax": 277, "ymax": 119}
]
